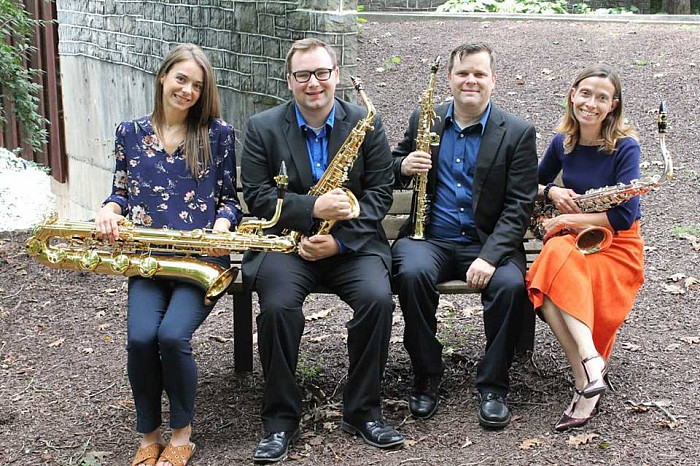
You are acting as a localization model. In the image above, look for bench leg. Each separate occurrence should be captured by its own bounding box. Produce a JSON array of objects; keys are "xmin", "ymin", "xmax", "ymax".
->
[
  {"xmin": 516, "ymin": 305, "xmax": 535, "ymax": 354},
  {"xmin": 233, "ymin": 290, "xmax": 254, "ymax": 373}
]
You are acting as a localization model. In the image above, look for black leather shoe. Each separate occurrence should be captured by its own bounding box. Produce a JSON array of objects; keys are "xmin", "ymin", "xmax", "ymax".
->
[
  {"xmin": 340, "ymin": 419, "xmax": 404, "ymax": 449},
  {"xmin": 253, "ymin": 429, "xmax": 300, "ymax": 463},
  {"xmin": 477, "ymin": 392, "xmax": 511, "ymax": 429},
  {"xmin": 409, "ymin": 375, "xmax": 440, "ymax": 419}
]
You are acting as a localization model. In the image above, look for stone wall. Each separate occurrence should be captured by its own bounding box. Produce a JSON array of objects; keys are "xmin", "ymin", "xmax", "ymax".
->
[{"xmin": 55, "ymin": 0, "xmax": 359, "ymax": 218}]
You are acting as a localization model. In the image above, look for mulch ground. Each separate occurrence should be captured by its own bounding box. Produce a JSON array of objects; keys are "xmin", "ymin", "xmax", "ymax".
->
[{"xmin": 2, "ymin": 18, "xmax": 700, "ymax": 466}]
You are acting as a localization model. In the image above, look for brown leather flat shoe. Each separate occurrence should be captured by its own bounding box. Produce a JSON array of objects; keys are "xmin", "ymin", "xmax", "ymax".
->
[
  {"xmin": 157, "ymin": 442, "xmax": 196, "ymax": 466},
  {"xmin": 131, "ymin": 442, "xmax": 165, "ymax": 466}
]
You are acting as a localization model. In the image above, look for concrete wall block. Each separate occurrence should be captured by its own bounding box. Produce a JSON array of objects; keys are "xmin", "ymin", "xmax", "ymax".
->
[
  {"xmin": 264, "ymin": 1, "xmax": 287, "ymax": 15},
  {"xmin": 340, "ymin": 42, "xmax": 357, "ymax": 67},
  {"xmin": 191, "ymin": 6, "xmax": 204, "ymax": 26},
  {"xmin": 240, "ymin": 33, "xmax": 249, "ymax": 53},
  {"xmin": 316, "ymin": 13, "xmax": 354, "ymax": 33},
  {"xmin": 211, "ymin": 8, "xmax": 229, "ymax": 28},
  {"xmin": 217, "ymin": 30, "xmax": 231, "ymax": 49},
  {"xmin": 268, "ymin": 58, "xmax": 285, "ymax": 80},
  {"xmin": 163, "ymin": 23, "xmax": 177, "ymax": 41},
  {"xmin": 235, "ymin": 2, "xmax": 259, "ymax": 33},
  {"xmin": 286, "ymin": 11, "xmax": 311, "ymax": 31},
  {"xmin": 262, "ymin": 37, "xmax": 280, "ymax": 59},
  {"xmin": 230, "ymin": 33, "xmax": 241, "ymax": 52},
  {"xmin": 153, "ymin": 2, "xmax": 164, "ymax": 18},
  {"xmin": 224, "ymin": 52, "xmax": 238, "ymax": 70},
  {"xmin": 105, "ymin": 15, "xmax": 120, "ymax": 30},
  {"xmin": 239, "ymin": 54, "xmax": 252, "ymax": 73},
  {"xmin": 252, "ymin": 62, "xmax": 268, "ymax": 89},
  {"xmin": 259, "ymin": 13, "xmax": 275, "ymax": 33},
  {"xmin": 249, "ymin": 35, "xmax": 263, "ymax": 55}
]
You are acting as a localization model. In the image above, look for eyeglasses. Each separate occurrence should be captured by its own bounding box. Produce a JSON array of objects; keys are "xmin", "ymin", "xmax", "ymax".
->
[{"xmin": 290, "ymin": 68, "xmax": 334, "ymax": 83}]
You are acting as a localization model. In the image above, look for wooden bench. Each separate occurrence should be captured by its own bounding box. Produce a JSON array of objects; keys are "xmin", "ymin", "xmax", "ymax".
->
[{"xmin": 228, "ymin": 189, "xmax": 541, "ymax": 373}]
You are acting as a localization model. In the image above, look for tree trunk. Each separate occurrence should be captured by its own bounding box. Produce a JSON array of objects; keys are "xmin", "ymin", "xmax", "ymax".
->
[{"xmin": 662, "ymin": 0, "xmax": 691, "ymax": 14}]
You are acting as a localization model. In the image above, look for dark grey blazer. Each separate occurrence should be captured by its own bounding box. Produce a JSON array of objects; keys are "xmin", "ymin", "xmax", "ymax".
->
[
  {"xmin": 392, "ymin": 102, "xmax": 538, "ymax": 271},
  {"xmin": 241, "ymin": 98, "xmax": 395, "ymax": 283}
]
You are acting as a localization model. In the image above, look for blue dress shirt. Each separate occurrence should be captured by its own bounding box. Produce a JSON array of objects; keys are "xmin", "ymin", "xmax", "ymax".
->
[
  {"xmin": 295, "ymin": 104, "xmax": 336, "ymax": 184},
  {"xmin": 427, "ymin": 102, "xmax": 491, "ymax": 242}
]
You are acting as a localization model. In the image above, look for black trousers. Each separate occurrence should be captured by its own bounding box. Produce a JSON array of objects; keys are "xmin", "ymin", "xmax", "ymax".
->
[
  {"xmin": 392, "ymin": 237, "xmax": 527, "ymax": 396},
  {"xmin": 248, "ymin": 251, "xmax": 394, "ymax": 432}
]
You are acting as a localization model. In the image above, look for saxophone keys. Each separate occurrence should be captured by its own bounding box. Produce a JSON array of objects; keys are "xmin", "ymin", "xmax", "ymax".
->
[
  {"xmin": 111, "ymin": 254, "xmax": 131, "ymax": 274},
  {"xmin": 138, "ymin": 256, "xmax": 159, "ymax": 278},
  {"xmin": 79, "ymin": 250, "xmax": 101, "ymax": 271}
]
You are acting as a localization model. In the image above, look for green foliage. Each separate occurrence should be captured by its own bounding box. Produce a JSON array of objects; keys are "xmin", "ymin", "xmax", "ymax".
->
[
  {"xmin": 438, "ymin": 0, "xmax": 568, "ymax": 14},
  {"xmin": 633, "ymin": 59, "xmax": 652, "ymax": 66},
  {"xmin": 672, "ymin": 225, "xmax": 700, "ymax": 237},
  {"xmin": 356, "ymin": 4, "xmax": 367, "ymax": 23},
  {"xmin": 0, "ymin": 0, "xmax": 48, "ymax": 151},
  {"xmin": 437, "ymin": 0, "xmax": 640, "ymax": 14}
]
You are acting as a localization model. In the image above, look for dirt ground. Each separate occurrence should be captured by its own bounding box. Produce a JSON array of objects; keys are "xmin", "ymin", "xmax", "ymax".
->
[{"xmin": 2, "ymin": 18, "xmax": 700, "ymax": 466}]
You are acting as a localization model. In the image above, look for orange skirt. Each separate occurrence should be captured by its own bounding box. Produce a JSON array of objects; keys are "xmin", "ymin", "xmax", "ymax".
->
[{"xmin": 526, "ymin": 221, "xmax": 645, "ymax": 359}]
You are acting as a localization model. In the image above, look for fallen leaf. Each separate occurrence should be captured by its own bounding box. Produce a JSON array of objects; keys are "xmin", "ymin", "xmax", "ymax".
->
[
  {"xmin": 667, "ymin": 273, "xmax": 686, "ymax": 282},
  {"xmin": 664, "ymin": 343, "xmax": 681, "ymax": 352},
  {"xmin": 662, "ymin": 283, "xmax": 685, "ymax": 295},
  {"xmin": 461, "ymin": 437, "xmax": 473, "ymax": 448},
  {"xmin": 308, "ymin": 335, "xmax": 330, "ymax": 343},
  {"xmin": 48, "ymin": 338, "xmax": 65, "ymax": 348},
  {"xmin": 685, "ymin": 277, "xmax": 700, "ymax": 288},
  {"xmin": 208, "ymin": 335, "xmax": 231, "ymax": 343},
  {"xmin": 306, "ymin": 308, "xmax": 332, "ymax": 321},
  {"xmin": 438, "ymin": 298, "xmax": 455, "ymax": 310},
  {"xmin": 542, "ymin": 68, "xmax": 553, "ymax": 74},
  {"xmin": 520, "ymin": 437, "xmax": 541, "ymax": 450},
  {"xmin": 677, "ymin": 233, "xmax": 700, "ymax": 250},
  {"xmin": 389, "ymin": 335, "xmax": 403, "ymax": 344},
  {"xmin": 404, "ymin": 439, "xmax": 418, "ymax": 447},
  {"xmin": 620, "ymin": 342, "xmax": 642, "ymax": 352},
  {"xmin": 566, "ymin": 432, "xmax": 599, "ymax": 447},
  {"xmin": 660, "ymin": 419, "xmax": 682, "ymax": 429},
  {"xmin": 322, "ymin": 422, "xmax": 336, "ymax": 431},
  {"xmin": 81, "ymin": 347, "xmax": 94, "ymax": 354},
  {"xmin": 94, "ymin": 310, "xmax": 106, "ymax": 318},
  {"xmin": 104, "ymin": 288, "xmax": 119, "ymax": 295},
  {"xmin": 679, "ymin": 336, "xmax": 700, "ymax": 344},
  {"xmin": 308, "ymin": 435, "xmax": 324, "ymax": 446}
]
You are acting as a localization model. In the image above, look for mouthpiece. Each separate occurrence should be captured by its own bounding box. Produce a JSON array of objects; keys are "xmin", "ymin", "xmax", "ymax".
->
[
  {"xmin": 350, "ymin": 76, "xmax": 364, "ymax": 92},
  {"xmin": 658, "ymin": 101, "xmax": 667, "ymax": 134}
]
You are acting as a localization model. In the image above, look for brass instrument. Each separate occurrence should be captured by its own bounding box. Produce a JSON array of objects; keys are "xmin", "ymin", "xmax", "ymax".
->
[
  {"xmin": 289, "ymin": 76, "xmax": 376, "ymax": 243},
  {"xmin": 409, "ymin": 56, "xmax": 441, "ymax": 240},
  {"xmin": 26, "ymin": 164, "xmax": 296, "ymax": 304},
  {"xmin": 531, "ymin": 101, "xmax": 672, "ymax": 254}
]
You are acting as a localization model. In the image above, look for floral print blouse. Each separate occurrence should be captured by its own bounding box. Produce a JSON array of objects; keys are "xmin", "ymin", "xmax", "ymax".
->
[{"xmin": 104, "ymin": 116, "xmax": 242, "ymax": 230}]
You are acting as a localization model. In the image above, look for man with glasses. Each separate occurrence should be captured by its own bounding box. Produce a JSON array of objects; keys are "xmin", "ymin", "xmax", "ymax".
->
[{"xmin": 241, "ymin": 38, "xmax": 402, "ymax": 463}]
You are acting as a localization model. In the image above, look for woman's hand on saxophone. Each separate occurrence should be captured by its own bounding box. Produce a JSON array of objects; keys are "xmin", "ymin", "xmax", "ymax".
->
[
  {"xmin": 206, "ymin": 218, "xmax": 232, "ymax": 257},
  {"xmin": 400, "ymin": 151, "xmax": 432, "ymax": 176},
  {"xmin": 313, "ymin": 188, "xmax": 355, "ymax": 221},
  {"xmin": 95, "ymin": 202, "xmax": 124, "ymax": 243},
  {"xmin": 548, "ymin": 186, "xmax": 582, "ymax": 214}
]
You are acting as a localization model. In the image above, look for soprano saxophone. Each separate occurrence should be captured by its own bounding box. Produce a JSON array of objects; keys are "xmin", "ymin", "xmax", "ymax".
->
[
  {"xmin": 26, "ymin": 164, "xmax": 296, "ymax": 304},
  {"xmin": 288, "ymin": 76, "xmax": 375, "ymax": 243},
  {"xmin": 409, "ymin": 56, "xmax": 441, "ymax": 240},
  {"xmin": 531, "ymin": 101, "xmax": 672, "ymax": 254}
]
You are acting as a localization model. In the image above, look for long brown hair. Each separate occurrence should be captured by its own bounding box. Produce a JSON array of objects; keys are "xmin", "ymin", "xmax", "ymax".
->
[
  {"xmin": 557, "ymin": 64, "xmax": 636, "ymax": 154},
  {"xmin": 152, "ymin": 43, "xmax": 221, "ymax": 177}
]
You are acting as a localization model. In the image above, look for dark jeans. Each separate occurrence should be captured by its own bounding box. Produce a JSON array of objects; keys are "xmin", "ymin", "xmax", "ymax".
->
[
  {"xmin": 392, "ymin": 237, "xmax": 527, "ymax": 395},
  {"xmin": 247, "ymin": 251, "xmax": 394, "ymax": 433},
  {"xmin": 127, "ymin": 276, "xmax": 214, "ymax": 433}
]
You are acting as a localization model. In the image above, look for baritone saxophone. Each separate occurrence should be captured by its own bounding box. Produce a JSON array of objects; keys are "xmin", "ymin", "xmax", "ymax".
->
[
  {"xmin": 409, "ymin": 56, "xmax": 441, "ymax": 240},
  {"xmin": 531, "ymin": 101, "xmax": 673, "ymax": 254},
  {"xmin": 27, "ymin": 164, "xmax": 296, "ymax": 304}
]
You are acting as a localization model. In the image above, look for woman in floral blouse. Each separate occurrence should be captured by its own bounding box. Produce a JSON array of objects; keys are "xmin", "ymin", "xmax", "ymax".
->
[{"xmin": 95, "ymin": 43, "xmax": 242, "ymax": 466}]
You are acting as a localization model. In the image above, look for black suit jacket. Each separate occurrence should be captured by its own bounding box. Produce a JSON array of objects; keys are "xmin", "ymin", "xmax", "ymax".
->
[
  {"xmin": 392, "ymin": 102, "xmax": 538, "ymax": 271},
  {"xmin": 241, "ymin": 98, "xmax": 394, "ymax": 282}
]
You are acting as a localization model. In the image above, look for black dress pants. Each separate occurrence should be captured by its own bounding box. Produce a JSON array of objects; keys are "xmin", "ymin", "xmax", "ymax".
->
[
  {"xmin": 249, "ymin": 251, "xmax": 394, "ymax": 433},
  {"xmin": 392, "ymin": 237, "xmax": 527, "ymax": 396}
]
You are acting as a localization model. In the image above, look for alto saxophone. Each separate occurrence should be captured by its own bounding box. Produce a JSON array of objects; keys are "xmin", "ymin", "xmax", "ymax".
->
[
  {"xmin": 26, "ymin": 164, "xmax": 296, "ymax": 304},
  {"xmin": 409, "ymin": 56, "xmax": 441, "ymax": 240},
  {"xmin": 288, "ymin": 76, "xmax": 375, "ymax": 243},
  {"xmin": 531, "ymin": 101, "xmax": 672, "ymax": 254}
]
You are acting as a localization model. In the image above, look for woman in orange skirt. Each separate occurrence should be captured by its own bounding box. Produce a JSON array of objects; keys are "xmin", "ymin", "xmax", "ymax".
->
[{"xmin": 526, "ymin": 65, "xmax": 645, "ymax": 432}]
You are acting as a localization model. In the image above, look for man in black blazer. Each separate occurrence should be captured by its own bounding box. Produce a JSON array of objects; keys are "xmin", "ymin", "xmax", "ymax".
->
[
  {"xmin": 392, "ymin": 43, "xmax": 537, "ymax": 428},
  {"xmin": 241, "ymin": 38, "xmax": 403, "ymax": 463}
]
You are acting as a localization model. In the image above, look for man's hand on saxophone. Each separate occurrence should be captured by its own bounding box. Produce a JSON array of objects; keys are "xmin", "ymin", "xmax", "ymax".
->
[
  {"xmin": 95, "ymin": 201, "xmax": 125, "ymax": 243},
  {"xmin": 312, "ymin": 187, "xmax": 355, "ymax": 221},
  {"xmin": 400, "ymin": 150, "xmax": 432, "ymax": 176}
]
